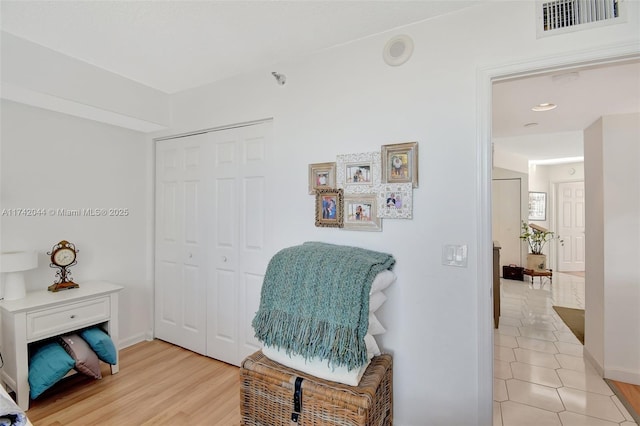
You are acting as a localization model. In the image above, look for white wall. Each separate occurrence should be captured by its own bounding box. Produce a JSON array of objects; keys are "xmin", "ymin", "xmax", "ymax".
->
[
  {"xmin": 602, "ymin": 113, "xmax": 640, "ymax": 384},
  {"xmin": 1, "ymin": 32, "xmax": 171, "ymax": 133},
  {"xmin": 494, "ymin": 131, "xmax": 584, "ymax": 161},
  {"xmin": 584, "ymin": 118, "xmax": 606, "ymax": 373},
  {"xmin": 162, "ymin": 3, "xmax": 639, "ymax": 424},
  {"xmin": 493, "ymin": 147, "xmax": 529, "ymax": 174},
  {"xmin": 0, "ymin": 100, "xmax": 152, "ymax": 346},
  {"xmin": 584, "ymin": 113, "xmax": 640, "ymax": 385},
  {"xmin": 0, "ymin": 0, "xmax": 638, "ymax": 424}
]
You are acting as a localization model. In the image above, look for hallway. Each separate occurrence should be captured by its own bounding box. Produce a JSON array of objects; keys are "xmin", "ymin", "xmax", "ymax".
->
[{"xmin": 493, "ymin": 272, "xmax": 637, "ymax": 426}]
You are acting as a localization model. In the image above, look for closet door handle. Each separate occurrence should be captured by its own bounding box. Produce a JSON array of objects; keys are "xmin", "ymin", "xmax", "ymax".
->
[
  {"xmin": 221, "ymin": 256, "xmax": 227, "ymax": 262},
  {"xmin": 70, "ymin": 314, "xmax": 76, "ymax": 319}
]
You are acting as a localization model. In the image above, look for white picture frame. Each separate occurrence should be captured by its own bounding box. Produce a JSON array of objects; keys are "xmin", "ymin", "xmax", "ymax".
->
[
  {"xmin": 376, "ymin": 182, "xmax": 413, "ymax": 219},
  {"xmin": 528, "ymin": 191, "xmax": 547, "ymax": 221},
  {"xmin": 336, "ymin": 152, "xmax": 381, "ymax": 194}
]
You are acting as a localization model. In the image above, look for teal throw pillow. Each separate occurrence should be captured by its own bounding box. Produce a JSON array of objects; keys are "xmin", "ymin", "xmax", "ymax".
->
[
  {"xmin": 79, "ymin": 327, "xmax": 117, "ymax": 365},
  {"xmin": 28, "ymin": 342, "xmax": 75, "ymax": 399}
]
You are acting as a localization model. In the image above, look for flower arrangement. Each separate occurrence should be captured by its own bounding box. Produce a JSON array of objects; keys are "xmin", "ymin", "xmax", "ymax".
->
[{"xmin": 519, "ymin": 221, "xmax": 562, "ymax": 255}]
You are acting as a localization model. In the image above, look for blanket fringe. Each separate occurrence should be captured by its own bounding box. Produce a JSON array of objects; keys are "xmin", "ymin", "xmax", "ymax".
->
[{"xmin": 253, "ymin": 310, "xmax": 367, "ymax": 370}]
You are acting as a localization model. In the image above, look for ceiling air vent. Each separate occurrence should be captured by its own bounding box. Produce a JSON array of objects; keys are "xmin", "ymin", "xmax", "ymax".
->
[{"xmin": 537, "ymin": 0, "xmax": 623, "ymax": 37}]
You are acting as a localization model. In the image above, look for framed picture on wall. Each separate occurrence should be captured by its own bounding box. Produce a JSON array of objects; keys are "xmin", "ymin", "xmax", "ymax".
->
[
  {"xmin": 336, "ymin": 152, "xmax": 381, "ymax": 194},
  {"xmin": 343, "ymin": 194, "xmax": 382, "ymax": 231},
  {"xmin": 308, "ymin": 162, "xmax": 336, "ymax": 194},
  {"xmin": 528, "ymin": 191, "xmax": 547, "ymax": 221},
  {"xmin": 381, "ymin": 141, "xmax": 418, "ymax": 188},
  {"xmin": 315, "ymin": 188, "xmax": 344, "ymax": 228},
  {"xmin": 376, "ymin": 182, "xmax": 413, "ymax": 219}
]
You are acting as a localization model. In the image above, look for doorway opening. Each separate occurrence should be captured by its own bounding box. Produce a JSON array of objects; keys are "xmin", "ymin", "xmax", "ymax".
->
[{"xmin": 481, "ymin": 46, "xmax": 640, "ymax": 425}]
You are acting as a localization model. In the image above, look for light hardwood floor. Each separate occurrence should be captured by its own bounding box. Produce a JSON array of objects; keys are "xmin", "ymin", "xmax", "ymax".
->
[
  {"xmin": 23, "ymin": 337, "xmax": 640, "ymax": 425},
  {"xmin": 610, "ymin": 379, "xmax": 640, "ymax": 422},
  {"xmin": 26, "ymin": 339, "xmax": 241, "ymax": 426}
]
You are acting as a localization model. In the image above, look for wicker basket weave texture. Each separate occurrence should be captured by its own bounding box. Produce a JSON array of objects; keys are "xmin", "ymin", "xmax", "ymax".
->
[{"xmin": 240, "ymin": 351, "xmax": 393, "ymax": 426}]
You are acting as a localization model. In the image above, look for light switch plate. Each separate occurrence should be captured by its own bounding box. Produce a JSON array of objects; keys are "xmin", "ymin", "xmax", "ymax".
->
[{"xmin": 442, "ymin": 244, "xmax": 468, "ymax": 267}]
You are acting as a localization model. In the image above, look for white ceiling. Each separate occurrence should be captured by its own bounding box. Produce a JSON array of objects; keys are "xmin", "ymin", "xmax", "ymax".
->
[
  {"xmin": 1, "ymin": 1, "xmax": 638, "ymax": 161},
  {"xmin": 493, "ymin": 61, "xmax": 640, "ymax": 162},
  {"xmin": 0, "ymin": 0, "xmax": 477, "ymax": 94}
]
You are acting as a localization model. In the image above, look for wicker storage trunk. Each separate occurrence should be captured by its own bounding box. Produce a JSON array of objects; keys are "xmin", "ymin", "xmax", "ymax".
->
[{"xmin": 240, "ymin": 350, "xmax": 393, "ymax": 426}]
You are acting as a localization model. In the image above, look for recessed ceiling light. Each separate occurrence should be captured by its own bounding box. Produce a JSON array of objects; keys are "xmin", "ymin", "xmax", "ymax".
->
[
  {"xmin": 524, "ymin": 122, "xmax": 539, "ymax": 127},
  {"xmin": 383, "ymin": 35, "xmax": 414, "ymax": 66},
  {"xmin": 532, "ymin": 103, "xmax": 557, "ymax": 112}
]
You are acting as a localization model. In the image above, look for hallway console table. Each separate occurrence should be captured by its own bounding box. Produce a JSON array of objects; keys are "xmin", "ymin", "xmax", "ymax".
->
[
  {"xmin": 0, "ymin": 281, "xmax": 123, "ymax": 410},
  {"xmin": 523, "ymin": 268, "xmax": 553, "ymax": 286}
]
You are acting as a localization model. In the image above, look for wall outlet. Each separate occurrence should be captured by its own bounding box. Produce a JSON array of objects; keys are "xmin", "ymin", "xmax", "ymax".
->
[{"xmin": 442, "ymin": 244, "xmax": 468, "ymax": 267}]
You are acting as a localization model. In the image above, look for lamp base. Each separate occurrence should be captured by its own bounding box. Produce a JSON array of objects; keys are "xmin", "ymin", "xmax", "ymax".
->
[{"xmin": 3, "ymin": 272, "xmax": 26, "ymax": 300}]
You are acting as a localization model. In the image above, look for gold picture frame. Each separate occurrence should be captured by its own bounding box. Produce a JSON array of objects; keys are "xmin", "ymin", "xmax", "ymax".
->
[
  {"xmin": 308, "ymin": 162, "xmax": 336, "ymax": 195},
  {"xmin": 381, "ymin": 142, "xmax": 418, "ymax": 188},
  {"xmin": 315, "ymin": 188, "xmax": 344, "ymax": 228},
  {"xmin": 343, "ymin": 194, "xmax": 382, "ymax": 232}
]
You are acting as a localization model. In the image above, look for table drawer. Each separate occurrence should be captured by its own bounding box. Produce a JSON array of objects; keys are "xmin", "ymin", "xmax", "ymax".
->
[{"xmin": 26, "ymin": 297, "xmax": 110, "ymax": 341}]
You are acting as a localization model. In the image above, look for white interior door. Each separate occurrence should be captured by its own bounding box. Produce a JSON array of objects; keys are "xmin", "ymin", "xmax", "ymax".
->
[
  {"xmin": 557, "ymin": 181, "xmax": 586, "ymax": 272},
  {"xmin": 207, "ymin": 122, "xmax": 272, "ymax": 366},
  {"xmin": 492, "ymin": 179, "xmax": 522, "ymax": 272},
  {"xmin": 155, "ymin": 134, "xmax": 209, "ymax": 355}
]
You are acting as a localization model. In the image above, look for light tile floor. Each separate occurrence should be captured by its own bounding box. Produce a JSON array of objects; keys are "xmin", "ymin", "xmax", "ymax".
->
[{"xmin": 494, "ymin": 272, "xmax": 638, "ymax": 426}]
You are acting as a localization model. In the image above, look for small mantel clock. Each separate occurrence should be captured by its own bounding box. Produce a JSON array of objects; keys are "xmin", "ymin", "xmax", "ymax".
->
[{"xmin": 47, "ymin": 240, "xmax": 79, "ymax": 292}]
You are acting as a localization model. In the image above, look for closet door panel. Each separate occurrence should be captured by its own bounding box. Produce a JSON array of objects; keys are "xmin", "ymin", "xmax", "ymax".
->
[
  {"xmin": 207, "ymin": 132, "xmax": 241, "ymax": 363},
  {"xmin": 154, "ymin": 135, "xmax": 208, "ymax": 356},
  {"xmin": 156, "ymin": 121, "xmax": 272, "ymax": 366},
  {"xmin": 207, "ymin": 268, "xmax": 239, "ymax": 365},
  {"xmin": 243, "ymin": 177, "xmax": 265, "ymax": 250},
  {"xmin": 239, "ymin": 272, "xmax": 264, "ymax": 360},
  {"xmin": 157, "ymin": 260, "xmax": 179, "ymax": 326},
  {"xmin": 207, "ymin": 122, "xmax": 272, "ymax": 366},
  {"xmin": 237, "ymin": 123, "xmax": 271, "ymax": 362},
  {"xmin": 184, "ymin": 181, "xmax": 200, "ymax": 244},
  {"xmin": 183, "ymin": 265, "xmax": 202, "ymax": 332},
  {"xmin": 214, "ymin": 178, "xmax": 237, "ymax": 249}
]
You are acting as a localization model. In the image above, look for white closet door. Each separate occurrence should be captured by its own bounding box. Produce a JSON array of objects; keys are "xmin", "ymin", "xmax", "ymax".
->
[
  {"xmin": 155, "ymin": 134, "xmax": 209, "ymax": 355},
  {"xmin": 207, "ymin": 122, "xmax": 272, "ymax": 366}
]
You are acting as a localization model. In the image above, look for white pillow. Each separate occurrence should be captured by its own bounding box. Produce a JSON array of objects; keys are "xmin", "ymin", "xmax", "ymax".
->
[
  {"xmin": 370, "ymin": 270, "xmax": 396, "ymax": 294},
  {"xmin": 365, "ymin": 333, "xmax": 381, "ymax": 358},
  {"xmin": 369, "ymin": 291, "xmax": 387, "ymax": 312},
  {"xmin": 368, "ymin": 313, "xmax": 386, "ymax": 335},
  {"xmin": 262, "ymin": 345, "xmax": 370, "ymax": 386}
]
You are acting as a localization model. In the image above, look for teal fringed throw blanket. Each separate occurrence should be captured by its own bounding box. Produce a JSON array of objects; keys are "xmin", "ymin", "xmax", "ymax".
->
[{"xmin": 252, "ymin": 241, "xmax": 395, "ymax": 370}]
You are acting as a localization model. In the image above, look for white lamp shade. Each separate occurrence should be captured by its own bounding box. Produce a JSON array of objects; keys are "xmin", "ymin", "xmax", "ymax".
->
[
  {"xmin": 1, "ymin": 250, "xmax": 38, "ymax": 272},
  {"xmin": 1, "ymin": 251, "xmax": 38, "ymax": 300}
]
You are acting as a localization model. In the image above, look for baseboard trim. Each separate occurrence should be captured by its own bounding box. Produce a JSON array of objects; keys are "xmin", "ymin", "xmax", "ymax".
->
[
  {"xmin": 583, "ymin": 347, "xmax": 640, "ymax": 385},
  {"xmin": 605, "ymin": 368, "xmax": 640, "ymax": 386},
  {"xmin": 118, "ymin": 332, "xmax": 153, "ymax": 350},
  {"xmin": 583, "ymin": 347, "xmax": 604, "ymax": 376}
]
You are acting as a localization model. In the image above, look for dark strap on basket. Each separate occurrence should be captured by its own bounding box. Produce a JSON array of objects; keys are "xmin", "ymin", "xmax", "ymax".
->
[{"xmin": 291, "ymin": 377, "xmax": 303, "ymax": 423}]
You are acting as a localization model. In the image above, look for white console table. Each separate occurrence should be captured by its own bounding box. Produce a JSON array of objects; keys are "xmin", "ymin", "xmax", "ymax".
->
[{"xmin": 0, "ymin": 281, "xmax": 123, "ymax": 410}]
